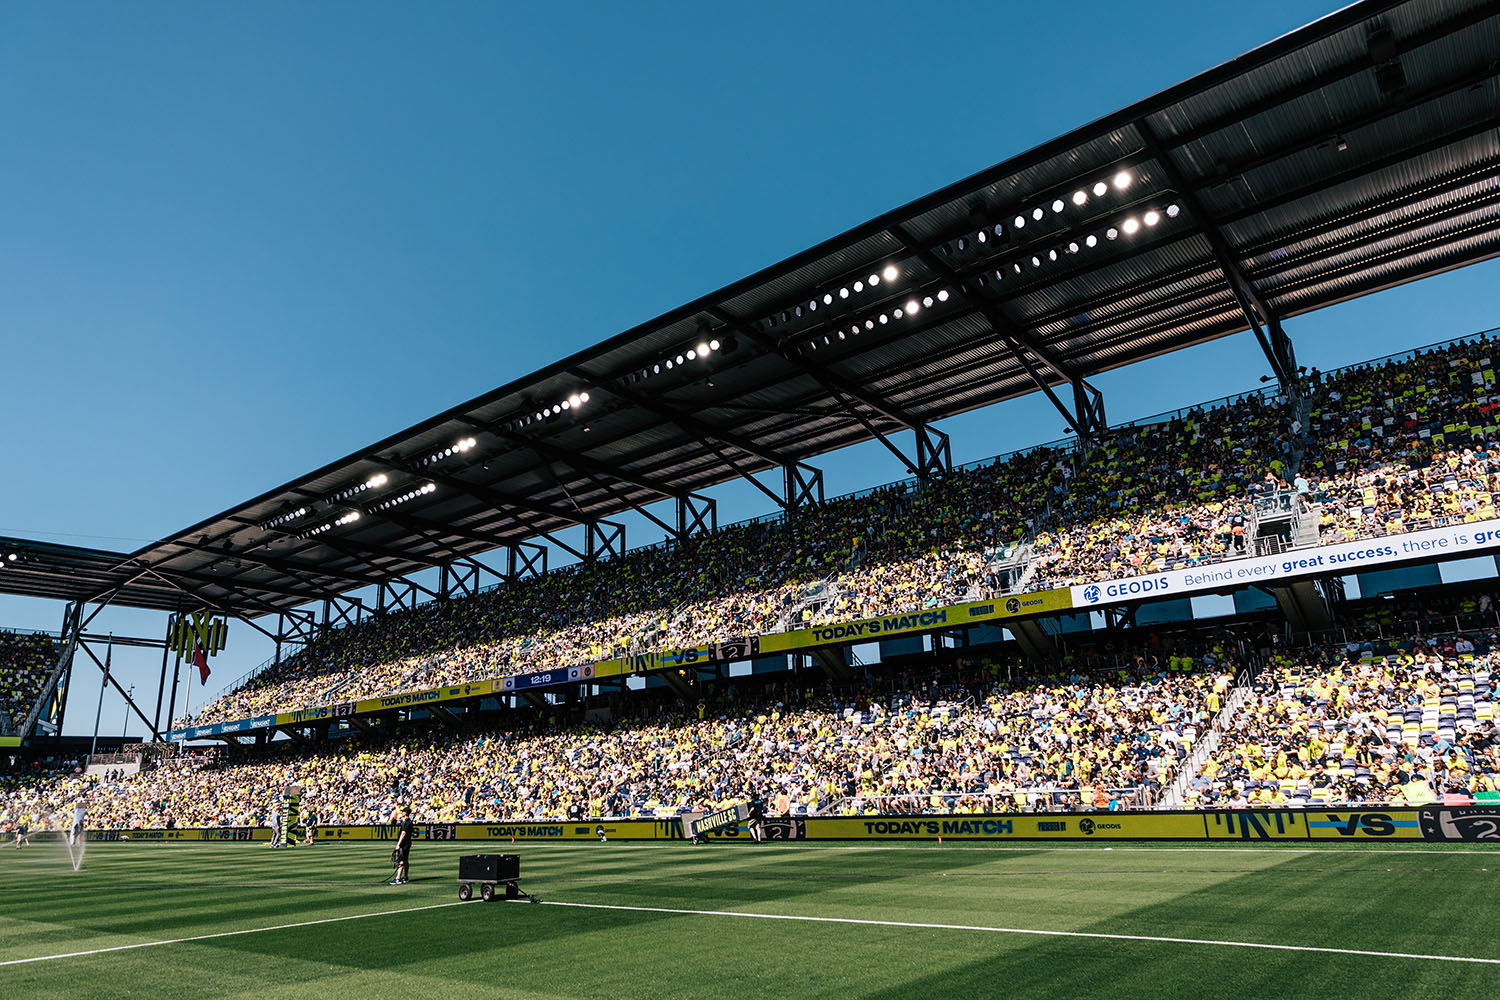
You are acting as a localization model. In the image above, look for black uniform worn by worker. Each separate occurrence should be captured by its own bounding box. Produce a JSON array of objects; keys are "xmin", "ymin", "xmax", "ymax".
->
[{"xmin": 391, "ymin": 815, "xmax": 414, "ymax": 885}]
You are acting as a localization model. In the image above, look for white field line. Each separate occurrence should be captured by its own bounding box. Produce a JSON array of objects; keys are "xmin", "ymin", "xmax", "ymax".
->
[
  {"xmin": 535, "ymin": 899, "xmax": 1500, "ymax": 965},
  {"xmin": 0, "ymin": 901, "xmax": 466, "ymax": 967}
]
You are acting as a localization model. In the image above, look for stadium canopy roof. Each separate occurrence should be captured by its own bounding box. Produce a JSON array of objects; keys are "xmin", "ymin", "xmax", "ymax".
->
[{"xmin": 3, "ymin": 0, "xmax": 1497, "ymax": 618}]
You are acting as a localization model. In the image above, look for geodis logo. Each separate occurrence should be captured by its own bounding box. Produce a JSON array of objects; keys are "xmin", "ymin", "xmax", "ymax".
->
[{"xmin": 1082, "ymin": 585, "xmax": 1101, "ymax": 605}]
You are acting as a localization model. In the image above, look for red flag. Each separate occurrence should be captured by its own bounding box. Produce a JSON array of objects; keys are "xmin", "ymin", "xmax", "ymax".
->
[{"xmin": 193, "ymin": 645, "xmax": 211, "ymax": 685}]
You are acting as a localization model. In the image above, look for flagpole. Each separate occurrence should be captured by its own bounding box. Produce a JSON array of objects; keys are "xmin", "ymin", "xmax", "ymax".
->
[{"xmin": 89, "ymin": 636, "xmax": 112, "ymax": 763}]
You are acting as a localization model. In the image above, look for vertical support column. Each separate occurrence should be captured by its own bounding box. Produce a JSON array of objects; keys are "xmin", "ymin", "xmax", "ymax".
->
[
  {"xmin": 783, "ymin": 463, "xmax": 824, "ymax": 512},
  {"xmin": 585, "ymin": 519, "xmax": 626, "ymax": 562},
  {"xmin": 508, "ymin": 541, "xmax": 548, "ymax": 580},
  {"xmin": 914, "ymin": 426, "xmax": 952, "ymax": 479},
  {"xmin": 676, "ymin": 493, "xmax": 717, "ymax": 539},
  {"xmin": 154, "ymin": 613, "xmax": 173, "ymax": 737}
]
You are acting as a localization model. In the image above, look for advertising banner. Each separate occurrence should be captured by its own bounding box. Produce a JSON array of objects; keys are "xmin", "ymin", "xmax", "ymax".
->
[
  {"xmin": 65, "ymin": 808, "xmax": 1481, "ymax": 844},
  {"xmin": 763, "ymin": 588, "xmax": 1073, "ymax": 654},
  {"xmin": 1070, "ymin": 518, "xmax": 1500, "ymax": 609}
]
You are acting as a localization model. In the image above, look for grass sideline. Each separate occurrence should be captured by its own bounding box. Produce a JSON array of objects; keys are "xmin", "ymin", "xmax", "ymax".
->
[{"xmin": 1, "ymin": 839, "xmax": 1497, "ymax": 998}]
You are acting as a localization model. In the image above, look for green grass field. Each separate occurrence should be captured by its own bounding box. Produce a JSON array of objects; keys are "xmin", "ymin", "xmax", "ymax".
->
[{"xmin": 2, "ymin": 838, "xmax": 1497, "ymax": 998}]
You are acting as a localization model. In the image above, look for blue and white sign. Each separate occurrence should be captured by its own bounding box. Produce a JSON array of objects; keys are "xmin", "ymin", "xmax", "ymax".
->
[{"xmin": 1070, "ymin": 519, "xmax": 1500, "ymax": 608}]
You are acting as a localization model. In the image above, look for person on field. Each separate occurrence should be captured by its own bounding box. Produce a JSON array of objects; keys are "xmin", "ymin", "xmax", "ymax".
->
[{"xmin": 390, "ymin": 811, "xmax": 413, "ymax": 885}]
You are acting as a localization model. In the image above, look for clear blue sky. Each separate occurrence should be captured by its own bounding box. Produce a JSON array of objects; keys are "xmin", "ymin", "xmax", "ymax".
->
[{"xmin": 3, "ymin": 1, "xmax": 1496, "ymax": 736}]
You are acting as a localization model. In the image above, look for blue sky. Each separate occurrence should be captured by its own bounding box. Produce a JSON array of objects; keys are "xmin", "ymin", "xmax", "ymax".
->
[{"xmin": 3, "ymin": 1, "xmax": 1496, "ymax": 735}]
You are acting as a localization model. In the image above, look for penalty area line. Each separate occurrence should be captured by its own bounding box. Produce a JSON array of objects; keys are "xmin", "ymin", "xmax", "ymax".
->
[
  {"xmin": 0, "ymin": 900, "xmax": 468, "ymax": 967},
  {"xmin": 536, "ymin": 900, "xmax": 1500, "ymax": 966}
]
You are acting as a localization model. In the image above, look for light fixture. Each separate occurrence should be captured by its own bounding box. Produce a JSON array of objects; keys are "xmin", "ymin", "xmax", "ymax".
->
[
  {"xmin": 708, "ymin": 340, "xmax": 720, "ymax": 352},
  {"xmin": 882, "ymin": 264, "xmax": 898, "ymax": 281},
  {"xmin": 1093, "ymin": 181, "xmax": 1107, "ymax": 196},
  {"xmin": 686, "ymin": 350, "xmax": 696, "ymax": 360},
  {"xmin": 905, "ymin": 299, "xmax": 919, "ymax": 314},
  {"xmin": 853, "ymin": 281, "xmax": 864, "ymax": 292},
  {"xmin": 936, "ymin": 289, "xmax": 949, "ymax": 302},
  {"xmin": 1031, "ymin": 207, "xmax": 1044, "ymax": 221},
  {"xmin": 1086, "ymin": 234, "xmax": 1098, "ymax": 247},
  {"xmin": 1113, "ymin": 170, "xmax": 1132, "ymax": 190},
  {"xmin": 868, "ymin": 273, "xmax": 880, "ymax": 285},
  {"xmin": 922, "ymin": 296, "xmax": 933, "ymax": 308},
  {"xmin": 1106, "ymin": 227, "xmax": 1119, "ymax": 240},
  {"xmin": 1071, "ymin": 190, "xmax": 1087, "ymax": 206},
  {"xmin": 1122, "ymin": 217, "xmax": 1140, "ymax": 234},
  {"xmin": 1166, "ymin": 203, "xmax": 1180, "ymax": 218},
  {"xmin": 823, "ymin": 293, "xmax": 833, "ymax": 305},
  {"xmin": 1144, "ymin": 210, "xmax": 1160, "ymax": 227},
  {"xmin": 839, "ymin": 287, "xmax": 849, "ymax": 299},
  {"xmin": 1014, "ymin": 215, "xmax": 1025, "ymax": 228},
  {"xmin": 367, "ymin": 474, "xmax": 388, "ymax": 489},
  {"xmin": 1051, "ymin": 199, "xmax": 1064, "ymax": 213}
]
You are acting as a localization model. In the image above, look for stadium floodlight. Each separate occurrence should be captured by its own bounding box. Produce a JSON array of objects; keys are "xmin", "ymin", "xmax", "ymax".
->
[
  {"xmin": 1013, "ymin": 215, "xmax": 1025, "ymax": 228},
  {"xmin": 1068, "ymin": 241, "xmax": 1079, "ymax": 254},
  {"xmin": 7, "ymin": 553, "xmax": 16, "ymax": 561},
  {"xmin": 868, "ymin": 273, "xmax": 880, "ymax": 285},
  {"xmin": 864, "ymin": 319, "xmax": 874, "ymax": 329},
  {"xmin": 568, "ymin": 393, "xmax": 581, "ymax": 407},
  {"xmin": 906, "ymin": 299, "xmax": 920, "ymax": 314},
  {"xmin": 367, "ymin": 474, "xmax": 388, "ymax": 489},
  {"xmin": 882, "ymin": 264, "xmax": 898, "ymax": 282},
  {"xmin": 853, "ymin": 281, "xmax": 864, "ymax": 292},
  {"xmin": 676, "ymin": 354, "xmax": 684, "ymax": 365},
  {"xmin": 879, "ymin": 313, "xmax": 888, "ymax": 324},
  {"xmin": 893, "ymin": 308, "xmax": 904, "ymax": 319},
  {"xmin": 1122, "ymin": 217, "xmax": 1140, "ymax": 235},
  {"xmin": 823, "ymin": 293, "xmax": 833, "ymax": 305},
  {"xmin": 696, "ymin": 341, "xmax": 710, "ymax": 355},
  {"xmin": 1092, "ymin": 181, "xmax": 1107, "ymax": 196},
  {"xmin": 665, "ymin": 359, "xmax": 674, "ymax": 369},
  {"xmin": 1166, "ymin": 203, "xmax": 1181, "ymax": 218},
  {"xmin": 1048, "ymin": 249, "xmax": 1058, "ymax": 261},
  {"xmin": 686, "ymin": 350, "xmax": 697, "ymax": 360},
  {"xmin": 1144, "ymin": 210, "xmax": 1160, "ymax": 227},
  {"xmin": 937, "ymin": 289, "xmax": 949, "ymax": 302},
  {"xmin": 922, "ymin": 296, "xmax": 933, "ymax": 308},
  {"xmin": 838, "ymin": 287, "xmax": 848, "ymax": 299},
  {"xmin": 708, "ymin": 340, "xmax": 720, "ymax": 352},
  {"xmin": 1071, "ymin": 190, "xmax": 1087, "ymax": 206},
  {"xmin": 1031, "ymin": 256, "xmax": 1041, "ymax": 267},
  {"xmin": 1052, "ymin": 199, "xmax": 1064, "ymax": 213},
  {"xmin": 976, "ymin": 229, "xmax": 987, "ymax": 243},
  {"xmin": 560, "ymin": 399, "xmax": 571, "ymax": 410},
  {"xmin": 1086, "ymin": 234, "xmax": 1098, "ymax": 247},
  {"xmin": 1106, "ymin": 227, "xmax": 1119, "ymax": 240},
  {"xmin": 1031, "ymin": 207, "xmax": 1043, "ymax": 221},
  {"xmin": 1113, "ymin": 169, "xmax": 1132, "ymax": 190}
]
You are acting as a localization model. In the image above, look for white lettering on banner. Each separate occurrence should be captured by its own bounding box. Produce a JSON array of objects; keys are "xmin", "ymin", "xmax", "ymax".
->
[{"xmin": 1069, "ymin": 519, "xmax": 1500, "ymax": 608}]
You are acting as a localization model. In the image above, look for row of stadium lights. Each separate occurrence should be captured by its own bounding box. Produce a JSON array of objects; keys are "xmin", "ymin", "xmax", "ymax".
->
[
  {"xmin": 982, "ymin": 203, "xmax": 1182, "ymax": 283},
  {"xmin": 417, "ymin": 436, "xmax": 478, "ymax": 467},
  {"xmin": 0, "ymin": 552, "xmax": 18, "ymax": 569},
  {"xmin": 370, "ymin": 481, "xmax": 437, "ymax": 512},
  {"xmin": 763, "ymin": 265, "xmax": 902, "ymax": 330},
  {"xmin": 807, "ymin": 287, "xmax": 952, "ymax": 348}
]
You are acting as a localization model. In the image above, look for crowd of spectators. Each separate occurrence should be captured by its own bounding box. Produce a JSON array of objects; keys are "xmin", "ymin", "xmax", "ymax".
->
[
  {"xmin": 1183, "ymin": 642, "xmax": 1499, "ymax": 807},
  {"xmin": 1298, "ymin": 335, "xmax": 1500, "ymax": 542},
  {"xmin": 192, "ymin": 446, "xmax": 1069, "ymax": 724},
  {"xmin": 9, "ymin": 656, "xmax": 1230, "ymax": 830},
  {"xmin": 1, "ymin": 631, "xmax": 56, "ymax": 735},
  {"xmin": 1030, "ymin": 390, "xmax": 1292, "ymax": 587}
]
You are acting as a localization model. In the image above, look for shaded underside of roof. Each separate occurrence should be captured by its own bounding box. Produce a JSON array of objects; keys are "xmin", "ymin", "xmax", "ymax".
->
[{"xmin": 3, "ymin": 0, "xmax": 1497, "ymax": 618}]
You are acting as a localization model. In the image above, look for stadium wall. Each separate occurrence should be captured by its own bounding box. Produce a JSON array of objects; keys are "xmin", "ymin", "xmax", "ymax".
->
[{"xmin": 58, "ymin": 808, "xmax": 1500, "ymax": 844}]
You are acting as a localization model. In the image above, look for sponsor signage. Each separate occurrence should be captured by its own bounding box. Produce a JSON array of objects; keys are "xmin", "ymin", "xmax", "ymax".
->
[
  {"xmin": 53, "ymin": 809, "xmax": 1493, "ymax": 844},
  {"xmin": 762, "ymin": 587, "xmax": 1073, "ymax": 654},
  {"xmin": 1071, "ymin": 518, "xmax": 1500, "ymax": 609}
]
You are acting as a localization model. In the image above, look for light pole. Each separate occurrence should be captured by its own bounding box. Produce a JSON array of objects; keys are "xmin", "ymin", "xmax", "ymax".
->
[{"xmin": 123, "ymin": 686, "xmax": 135, "ymax": 741}]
